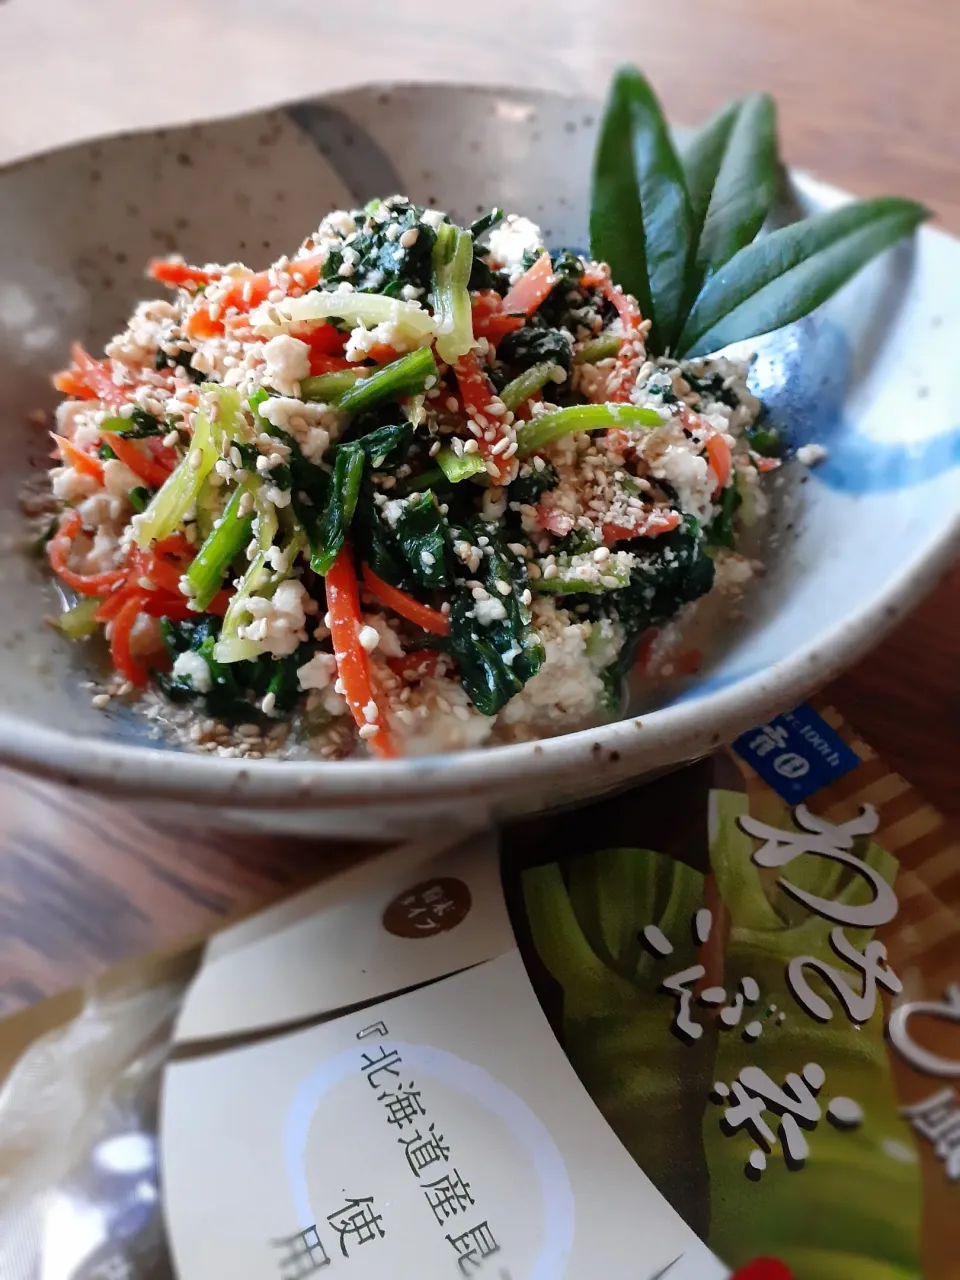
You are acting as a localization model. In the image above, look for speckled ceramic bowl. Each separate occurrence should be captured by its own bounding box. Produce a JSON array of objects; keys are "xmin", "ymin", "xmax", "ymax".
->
[{"xmin": 1, "ymin": 83, "xmax": 958, "ymax": 839}]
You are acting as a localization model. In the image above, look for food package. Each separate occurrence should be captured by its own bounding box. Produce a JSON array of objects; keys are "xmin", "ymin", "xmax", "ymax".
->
[{"xmin": 0, "ymin": 701, "xmax": 956, "ymax": 1279}]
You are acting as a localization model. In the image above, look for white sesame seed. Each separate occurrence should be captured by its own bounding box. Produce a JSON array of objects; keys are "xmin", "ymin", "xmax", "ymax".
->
[
  {"xmin": 163, "ymin": 429, "xmax": 180, "ymax": 448},
  {"xmin": 338, "ymin": 262, "xmax": 355, "ymax": 278},
  {"xmin": 399, "ymin": 227, "xmax": 419, "ymax": 249},
  {"xmin": 490, "ymin": 437, "xmax": 511, "ymax": 456},
  {"xmin": 543, "ymin": 563, "xmax": 558, "ymax": 580},
  {"xmin": 189, "ymin": 448, "xmax": 203, "ymax": 470},
  {"xmin": 91, "ymin": 693, "xmax": 110, "ymax": 709},
  {"xmin": 429, "ymin": 440, "xmax": 441, "ymax": 456},
  {"xmin": 593, "ymin": 546, "xmax": 611, "ymax": 563},
  {"xmin": 445, "ymin": 396, "xmax": 459, "ymax": 413},
  {"xmin": 495, "ymin": 580, "xmax": 512, "ymax": 596},
  {"xmin": 463, "ymin": 439, "xmax": 480, "ymax": 454}
]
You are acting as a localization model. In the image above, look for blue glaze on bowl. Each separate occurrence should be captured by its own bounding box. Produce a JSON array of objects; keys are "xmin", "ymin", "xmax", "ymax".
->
[{"xmin": 751, "ymin": 317, "xmax": 960, "ymax": 493}]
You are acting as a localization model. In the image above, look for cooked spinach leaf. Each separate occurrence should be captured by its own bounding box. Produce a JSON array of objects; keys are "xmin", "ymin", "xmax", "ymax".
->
[
  {"xmin": 497, "ymin": 326, "xmax": 573, "ymax": 374},
  {"xmin": 469, "ymin": 208, "xmax": 504, "ymax": 240},
  {"xmin": 508, "ymin": 460, "xmax": 559, "ymax": 506},
  {"xmin": 447, "ymin": 523, "xmax": 544, "ymax": 716},
  {"xmin": 392, "ymin": 490, "xmax": 454, "ymax": 589},
  {"xmin": 319, "ymin": 198, "xmax": 440, "ymax": 297},
  {"xmin": 705, "ymin": 483, "xmax": 741, "ymax": 549},
  {"xmin": 155, "ymin": 347, "xmax": 204, "ymax": 383},
  {"xmin": 592, "ymin": 515, "xmax": 715, "ymax": 692},
  {"xmin": 159, "ymin": 616, "xmax": 315, "ymax": 719},
  {"xmin": 310, "ymin": 445, "xmax": 365, "ymax": 575}
]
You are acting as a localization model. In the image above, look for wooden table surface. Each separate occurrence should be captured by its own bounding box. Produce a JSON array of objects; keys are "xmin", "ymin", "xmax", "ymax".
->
[{"xmin": 0, "ymin": 0, "xmax": 957, "ymax": 1019}]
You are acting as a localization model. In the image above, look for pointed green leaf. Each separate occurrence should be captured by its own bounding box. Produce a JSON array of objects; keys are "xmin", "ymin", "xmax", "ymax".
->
[
  {"xmin": 677, "ymin": 195, "xmax": 929, "ymax": 357},
  {"xmin": 682, "ymin": 92, "xmax": 779, "ymax": 290},
  {"xmin": 590, "ymin": 65, "xmax": 692, "ymax": 354}
]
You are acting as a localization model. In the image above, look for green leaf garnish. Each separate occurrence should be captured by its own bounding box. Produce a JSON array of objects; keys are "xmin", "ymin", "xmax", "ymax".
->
[
  {"xmin": 590, "ymin": 65, "xmax": 692, "ymax": 354},
  {"xmin": 590, "ymin": 65, "xmax": 930, "ymax": 359},
  {"xmin": 680, "ymin": 93, "xmax": 779, "ymax": 293},
  {"xmin": 677, "ymin": 195, "xmax": 930, "ymax": 357}
]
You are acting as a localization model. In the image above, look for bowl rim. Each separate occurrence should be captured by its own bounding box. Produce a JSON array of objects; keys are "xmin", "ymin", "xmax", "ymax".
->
[{"xmin": 2, "ymin": 81, "xmax": 959, "ymax": 807}]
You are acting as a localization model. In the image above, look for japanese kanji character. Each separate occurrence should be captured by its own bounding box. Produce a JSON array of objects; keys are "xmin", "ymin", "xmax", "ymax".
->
[
  {"xmin": 748, "ymin": 724, "xmax": 789, "ymax": 757},
  {"xmin": 423, "ymin": 1169, "xmax": 475, "ymax": 1223},
  {"xmin": 378, "ymin": 1082, "xmax": 426, "ymax": 1129},
  {"xmin": 902, "ymin": 1089, "xmax": 960, "ymax": 1180},
  {"xmin": 356, "ymin": 1021, "xmax": 388, "ymax": 1040},
  {"xmin": 888, "ymin": 985, "xmax": 960, "ymax": 1078},
  {"xmin": 661, "ymin": 963, "xmax": 707, "ymax": 1042},
  {"xmin": 326, "ymin": 1198, "xmax": 385, "ymax": 1258},
  {"xmin": 738, "ymin": 803, "xmax": 897, "ymax": 928},
  {"xmin": 447, "ymin": 1221, "xmax": 500, "ymax": 1274},
  {"xmin": 399, "ymin": 1122, "xmax": 451, "ymax": 1177},
  {"xmin": 271, "ymin": 1226, "xmax": 330, "ymax": 1278},
  {"xmin": 787, "ymin": 926, "xmax": 902, "ymax": 1024},
  {"xmin": 361, "ymin": 1044, "xmax": 403, "ymax": 1089},
  {"xmin": 422, "ymin": 883, "xmax": 456, "ymax": 915}
]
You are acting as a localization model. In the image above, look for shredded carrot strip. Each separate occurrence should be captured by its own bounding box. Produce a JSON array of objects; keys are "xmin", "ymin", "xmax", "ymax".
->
[
  {"xmin": 452, "ymin": 350, "xmax": 511, "ymax": 484},
  {"xmin": 326, "ymin": 548, "xmax": 396, "ymax": 758},
  {"xmin": 110, "ymin": 591, "xmax": 150, "ymax": 687},
  {"xmin": 361, "ymin": 567, "xmax": 450, "ymax": 637},
  {"xmin": 500, "ymin": 253, "xmax": 557, "ymax": 316},
  {"xmin": 705, "ymin": 433, "xmax": 732, "ymax": 490},
  {"xmin": 602, "ymin": 509, "xmax": 681, "ymax": 545},
  {"xmin": 471, "ymin": 291, "xmax": 525, "ymax": 344},
  {"xmin": 108, "ymin": 436, "xmax": 174, "ymax": 489},
  {"xmin": 47, "ymin": 511, "xmax": 126, "ymax": 596},
  {"xmin": 386, "ymin": 650, "xmax": 446, "ymax": 682},
  {"xmin": 149, "ymin": 259, "xmax": 219, "ymax": 290},
  {"xmin": 51, "ymin": 434, "xmax": 104, "ymax": 482}
]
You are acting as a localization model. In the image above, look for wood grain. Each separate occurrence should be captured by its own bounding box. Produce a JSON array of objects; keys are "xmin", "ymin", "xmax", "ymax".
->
[{"xmin": 0, "ymin": 0, "xmax": 957, "ymax": 1016}]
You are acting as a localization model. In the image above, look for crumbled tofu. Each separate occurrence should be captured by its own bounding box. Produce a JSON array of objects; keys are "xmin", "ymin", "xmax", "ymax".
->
[
  {"xmin": 262, "ymin": 334, "xmax": 311, "ymax": 396},
  {"xmin": 487, "ymin": 216, "xmax": 544, "ymax": 283},
  {"xmin": 297, "ymin": 650, "xmax": 338, "ymax": 691},
  {"xmin": 102, "ymin": 458, "xmax": 142, "ymax": 500},
  {"xmin": 713, "ymin": 550, "xmax": 756, "ymax": 595},
  {"xmin": 50, "ymin": 466, "xmax": 100, "ymax": 503},
  {"xmin": 172, "ymin": 649, "xmax": 212, "ymax": 693},
  {"xmin": 257, "ymin": 396, "xmax": 338, "ymax": 463},
  {"xmin": 498, "ymin": 599, "xmax": 606, "ymax": 736},
  {"xmin": 345, "ymin": 318, "xmax": 427, "ymax": 362},
  {"xmin": 472, "ymin": 596, "xmax": 508, "ymax": 626},
  {"xmin": 796, "ymin": 442, "xmax": 829, "ymax": 466},
  {"xmin": 387, "ymin": 674, "xmax": 495, "ymax": 755},
  {"xmin": 237, "ymin": 579, "xmax": 314, "ymax": 657},
  {"xmin": 367, "ymin": 614, "xmax": 404, "ymax": 658}
]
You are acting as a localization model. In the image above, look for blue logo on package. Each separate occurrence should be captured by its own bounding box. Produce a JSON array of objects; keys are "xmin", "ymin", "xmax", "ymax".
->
[{"xmin": 733, "ymin": 704, "xmax": 861, "ymax": 801}]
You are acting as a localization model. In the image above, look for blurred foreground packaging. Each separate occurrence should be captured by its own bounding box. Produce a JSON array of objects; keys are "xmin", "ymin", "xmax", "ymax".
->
[{"xmin": 1, "ymin": 701, "xmax": 957, "ymax": 1280}]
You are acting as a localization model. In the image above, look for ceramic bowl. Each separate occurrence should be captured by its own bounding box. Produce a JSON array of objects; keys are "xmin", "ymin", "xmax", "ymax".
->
[{"xmin": 1, "ymin": 83, "xmax": 958, "ymax": 839}]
